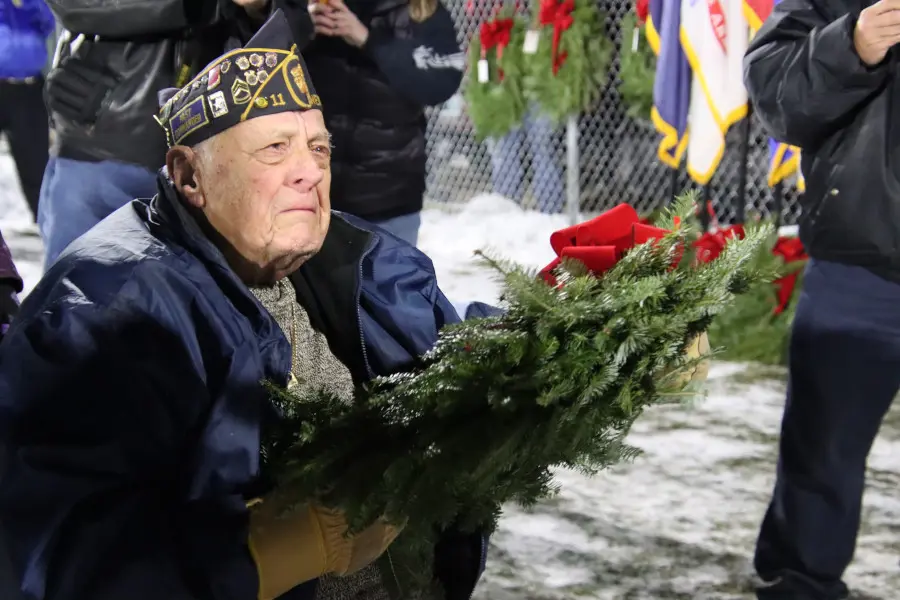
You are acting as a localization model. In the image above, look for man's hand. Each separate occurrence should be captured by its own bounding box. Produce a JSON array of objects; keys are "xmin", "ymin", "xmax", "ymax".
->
[
  {"xmin": 309, "ymin": 0, "xmax": 369, "ymax": 47},
  {"xmin": 854, "ymin": 0, "xmax": 900, "ymax": 66}
]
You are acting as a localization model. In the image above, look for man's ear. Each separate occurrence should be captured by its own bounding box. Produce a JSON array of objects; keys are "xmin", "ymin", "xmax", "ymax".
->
[{"xmin": 166, "ymin": 146, "xmax": 205, "ymax": 208}]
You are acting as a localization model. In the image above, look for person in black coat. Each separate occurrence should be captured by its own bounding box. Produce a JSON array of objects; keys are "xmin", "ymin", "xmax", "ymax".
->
[
  {"xmin": 305, "ymin": 0, "xmax": 464, "ymax": 246},
  {"xmin": 744, "ymin": 1, "xmax": 900, "ymax": 598}
]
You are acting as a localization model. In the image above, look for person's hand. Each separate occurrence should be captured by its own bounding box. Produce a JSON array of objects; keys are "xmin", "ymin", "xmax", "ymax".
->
[
  {"xmin": 248, "ymin": 492, "xmax": 403, "ymax": 600},
  {"xmin": 45, "ymin": 52, "xmax": 120, "ymax": 125},
  {"xmin": 232, "ymin": 0, "xmax": 270, "ymax": 18},
  {"xmin": 854, "ymin": 0, "xmax": 900, "ymax": 66},
  {"xmin": 676, "ymin": 332, "xmax": 710, "ymax": 388},
  {"xmin": 309, "ymin": 0, "xmax": 369, "ymax": 47}
]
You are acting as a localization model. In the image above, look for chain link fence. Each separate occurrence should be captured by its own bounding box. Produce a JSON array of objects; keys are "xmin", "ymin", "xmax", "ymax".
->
[{"xmin": 424, "ymin": 0, "xmax": 804, "ymax": 225}]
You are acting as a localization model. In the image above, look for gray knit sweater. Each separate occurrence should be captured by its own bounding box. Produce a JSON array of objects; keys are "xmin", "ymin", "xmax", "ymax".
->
[{"xmin": 251, "ymin": 280, "xmax": 389, "ymax": 600}]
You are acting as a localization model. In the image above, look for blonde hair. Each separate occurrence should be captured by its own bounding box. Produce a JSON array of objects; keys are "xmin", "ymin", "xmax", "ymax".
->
[{"xmin": 409, "ymin": 0, "xmax": 438, "ymax": 22}]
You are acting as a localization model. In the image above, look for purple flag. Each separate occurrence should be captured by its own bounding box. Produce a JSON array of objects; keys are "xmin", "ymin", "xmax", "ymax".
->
[{"xmin": 646, "ymin": 0, "xmax": 691, "ymax": 169}]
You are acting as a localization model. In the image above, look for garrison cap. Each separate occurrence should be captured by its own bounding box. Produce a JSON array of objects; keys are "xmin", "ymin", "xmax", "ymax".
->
[{"xmin": 155, "ymin": 9, "xmax": 321, "ymax": 148}]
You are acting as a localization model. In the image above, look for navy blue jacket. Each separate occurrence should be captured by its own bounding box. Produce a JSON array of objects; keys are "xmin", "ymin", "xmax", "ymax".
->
[
  {"xmin": 0, "ymin": 175, "xmax": 485, "ymax": 600},
  {"xmin": 0, "ymin": 0, "xmax": 55, "ymax": 79}
]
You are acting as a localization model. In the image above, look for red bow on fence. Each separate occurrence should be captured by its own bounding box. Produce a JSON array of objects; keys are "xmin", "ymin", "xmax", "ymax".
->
[
  {"xmin": 539, "ymin": 204, "xmax": 673, "ymax": 285},
  {"xmin": 539, "ymin": 0, "xmax": 576, "ymax": 75},
  {"xmin": 480, "ymin": 18, "xmax": 515, "ymax": 60},
  {"xmin": 772, "ymin": 237, "xmax": 807, "ymax": 314},
  {"xmin": 635, "ymin": 0, "xmax": 649, "ymax": 24}
]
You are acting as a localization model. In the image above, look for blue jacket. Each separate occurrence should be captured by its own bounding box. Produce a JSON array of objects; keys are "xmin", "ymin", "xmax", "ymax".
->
[
  {"xmin": 0, "ymin": 0, "xmax": 55, "ymax": 79},
  {"xmin": 0, "ymin": 175, "xmax": 486, "ymax": 600}
]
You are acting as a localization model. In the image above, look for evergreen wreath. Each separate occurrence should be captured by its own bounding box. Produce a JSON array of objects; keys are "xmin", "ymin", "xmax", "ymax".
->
[
  {"xmin": 618, "ymin": 11, "xmax": 656, "ymax": 120},
  {"xmin": 258, "ymin": 195, "xmax": 777, "ymax": 597},
  {"xmin": 522, "ymin": 0, "xmax": 612, "ymax": 123},
  {"xmin": 463, "ymin": 10, "xmax": 529, "ymax": 141}
]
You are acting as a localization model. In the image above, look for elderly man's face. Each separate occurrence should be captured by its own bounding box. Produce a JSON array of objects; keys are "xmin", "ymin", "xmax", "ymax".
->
[{"xmin": 171, "ymin": 110, "xmax": 332, "ymax": 285}]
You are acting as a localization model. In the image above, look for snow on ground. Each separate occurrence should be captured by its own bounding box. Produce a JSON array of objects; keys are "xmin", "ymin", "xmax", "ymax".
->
[{"xmin": 2, "ymin": 150, "xmax": 899, "ymax": 599}]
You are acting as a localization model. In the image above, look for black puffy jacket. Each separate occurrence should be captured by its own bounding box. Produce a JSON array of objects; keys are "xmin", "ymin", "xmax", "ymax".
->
[
  {"xmin": 46, "ymin": 0, "xmax": 313, "ymax": 172},
  {"xmin": 303, "ymin": 0, "xmax": 463, "ymax": 222},
  {"xmin": 744, "ymin": 0, "xmax": 900, "ymax": 281}
]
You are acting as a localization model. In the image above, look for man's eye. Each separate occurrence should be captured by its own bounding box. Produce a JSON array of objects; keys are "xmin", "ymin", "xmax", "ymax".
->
[
  {"xmin": 312, "ymin": 144, "xmax": 331, "ymax": 156},
  {"xmin": 266, "ymin": 142, "xmax": 288, "ymax": 152}
]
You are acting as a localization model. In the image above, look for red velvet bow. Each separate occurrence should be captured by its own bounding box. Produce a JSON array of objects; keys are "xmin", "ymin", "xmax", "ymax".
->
[
  {"xmin": 771, "ymin": 236, "xmax": 807, "ymax": 314},
  {"xmin": 480, "ymin": 18, "xmax": 515, "ymax": 61},
  {"xmin": 693, "ymin": 224, "xmax": 745, "ymax": 264},
  {"xmin": 539, "ymin": 0, "xmax": 576, "ymax": 75},
  {"xmin": 539, "ymin": 204, "xmax": 672, "ymax": 285},
  {"xmin": 635, "ymin": 0, "xmax": 649, "ymax": 24}
]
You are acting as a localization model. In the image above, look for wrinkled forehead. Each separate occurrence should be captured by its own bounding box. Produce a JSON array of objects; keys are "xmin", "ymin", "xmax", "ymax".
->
[{"xmin": 225, "ymin": 109, "xmax": 329, "ymax": 144}]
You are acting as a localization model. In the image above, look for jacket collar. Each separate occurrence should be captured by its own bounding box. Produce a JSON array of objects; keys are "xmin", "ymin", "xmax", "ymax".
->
[{"xmin": 150, "ymin": 170, "xmax": 291, "ymax": 386}]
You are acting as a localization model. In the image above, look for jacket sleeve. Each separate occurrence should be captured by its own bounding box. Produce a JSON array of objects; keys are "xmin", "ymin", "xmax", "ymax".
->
[
  {"xmin": 45, "ymin": 0, "xmax": 206, "ymax": 36},
  {"xmin": 743, "ymin": 0, "xmax": 890, "ymax": 149},
  {"xmin": 21, "ymin": 0, "xmax": 57, "ymax": 38},
  {"xmin": 363, "ymin": 2, "xmax": 464, "ymax": 106},
  {"xmin": 0, "ymin": 299, "xmax": 260, "ymax": 600}
]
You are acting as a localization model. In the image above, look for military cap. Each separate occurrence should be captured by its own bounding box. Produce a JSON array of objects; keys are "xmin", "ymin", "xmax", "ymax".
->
[{"xmin": 155, "ymin": 9, "xmax": 322, "ymax": 148}]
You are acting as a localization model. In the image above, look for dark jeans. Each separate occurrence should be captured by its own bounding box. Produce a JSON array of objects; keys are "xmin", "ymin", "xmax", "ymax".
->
[
  {"xmin": 755, "ymin": 259, "xmax": 900, "ymax": 600},
  {"xmin": 37, "ymin": 157, "xmax": 158, "ymax": 270},
  {"xmin": 0, "ymin": 77, "xmax": 48, "ymax": 222}
]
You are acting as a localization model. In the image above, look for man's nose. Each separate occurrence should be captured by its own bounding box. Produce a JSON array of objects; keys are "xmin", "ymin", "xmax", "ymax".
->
[{"xmin": 289, "ymin": 146, "xmax": 325, "ymax": 191}]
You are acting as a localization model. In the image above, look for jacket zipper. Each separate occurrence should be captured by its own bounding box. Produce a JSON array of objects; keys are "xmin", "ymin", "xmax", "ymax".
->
[
  {"xmin": 349, "ymin": 221, "xmax": 486, "ymax": 599},
  {"xmin": 353, "ymin": 224, "xmax": 376, "ymax": 380}
]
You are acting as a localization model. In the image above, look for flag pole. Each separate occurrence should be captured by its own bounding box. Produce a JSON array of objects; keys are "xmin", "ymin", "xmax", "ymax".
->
[
  {"xmin": 735, "ymin": 104, "xmax": 753, "ymax": 223},
  {"xmin": 565, "ymin": 115, "xmax": 580, "ymax": 225}
]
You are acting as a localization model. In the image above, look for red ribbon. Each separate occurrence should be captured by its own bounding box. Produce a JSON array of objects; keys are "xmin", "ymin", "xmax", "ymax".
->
[
  {"xmin": 693, "ymin": 224, "xmax": 745, "ymax": 264},
  {"xmin": 539, "ymin": 0, "xmax": 576, "ymax": 75},
  {"xmin": 771, "ymin": 236, "xmax": 807, "ymax": 314},
  {"xmin": 539, "ymin": 204, "xmax": 673, "ymax": 286},
  {"xmin": 480, "ymin": 18, "xmax": 515, "ymax": 62},
  {"xmin": 635, "ymin": 0, "xmax": 649, "ymax": 24}
]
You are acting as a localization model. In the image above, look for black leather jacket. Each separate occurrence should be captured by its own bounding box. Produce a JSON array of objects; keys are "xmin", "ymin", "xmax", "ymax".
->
[
  {"xmin": 46, "ymin": 0, "xmax": 312, "ymax": 171},
  {"xmin": 744, "ymin": 0, "xmax": 900, "ymax": 282}
]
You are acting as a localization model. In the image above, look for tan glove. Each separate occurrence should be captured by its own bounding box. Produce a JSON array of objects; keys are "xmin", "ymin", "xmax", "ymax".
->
[
  {"xmin": 248, "ymin": 494, "xmax": 402, "ymax": 600},
  {"xmin": 673, "ymin": 332, "xmax": 710, "ymax": 388}
]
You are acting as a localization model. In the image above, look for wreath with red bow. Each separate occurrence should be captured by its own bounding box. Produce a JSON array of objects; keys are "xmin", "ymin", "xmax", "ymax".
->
[
  {"xmin": 260, "ymin": 196, "xmax": 776, "ymax": 598},
  {"xmin": 701, "ymin": 224, "xmax": 809, "ymax": 365},
  {"xmin": 522, "ymin": 0, "xmax": 612, "ymax": 123},
  {"xmin": 464, "ymin": 9, "xmax": 529, "ymax": 140},
  {"xmin": 619, "ymin": 8, "xmax": 657, "ymax": 120}
]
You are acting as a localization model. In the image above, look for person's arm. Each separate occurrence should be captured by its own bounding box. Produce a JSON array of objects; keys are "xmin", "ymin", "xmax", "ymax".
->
[
  {"xmin": 44, "ymin": 0, "xmax": 208, "ymax": 37},
  {"xmin": 227, "ymin": 0, "xmax": 316, "ymax": 49},
  {"xmin": 743, "ymin": 0, "xmax": 890, "ymax": 149},
  {"xmin": 0, "ymin": 288, "xmax": 399, "ymax": 600},
  {"xmin": 363, "ymin": 2, "xmax": 464, "ymax": 106},
  {"xmin": 0, "ymin": 299, "xmax": 228, "ymax": 600}
]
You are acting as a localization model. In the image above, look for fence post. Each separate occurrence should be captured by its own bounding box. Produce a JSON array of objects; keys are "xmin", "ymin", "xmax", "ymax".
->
[{"xmin": 565, "ymin": 115, "xmax": 580, "ymax": 225}]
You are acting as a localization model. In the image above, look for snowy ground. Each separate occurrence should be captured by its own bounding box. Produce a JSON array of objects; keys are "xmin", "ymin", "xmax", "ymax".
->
[{"xmin": 2, "ymin": 151, "xmax": 899, "ymax": 599}]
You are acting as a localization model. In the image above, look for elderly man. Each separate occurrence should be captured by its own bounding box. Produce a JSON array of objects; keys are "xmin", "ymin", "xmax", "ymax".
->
[{"xmin": 0, "ymin": 12, "xmax": 486, "ymax": 600}]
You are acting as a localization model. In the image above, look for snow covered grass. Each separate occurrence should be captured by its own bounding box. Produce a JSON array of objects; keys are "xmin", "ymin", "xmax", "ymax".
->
[{"xmin": 2, "ymin": 153, "xmax": 899, "ymax": 599}]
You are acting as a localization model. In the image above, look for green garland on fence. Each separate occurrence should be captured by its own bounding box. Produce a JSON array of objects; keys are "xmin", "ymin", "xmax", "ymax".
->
[
  {"xmin": 523, "ymin": 0, "xmax": 612, "ymax": 123},
  {"xmin": 464, "ymin": 12, "xmax": 528, "ymax": 141},
  {"xmin": 618, "ymin": 12, "xmax": 656, "ymax": 120}
]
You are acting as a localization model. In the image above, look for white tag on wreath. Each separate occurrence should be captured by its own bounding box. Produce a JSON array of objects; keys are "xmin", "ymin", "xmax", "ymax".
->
[
  {"xmin": 524, "ymin": 29, "xmax": 540, "ymax": 54},
  {"xmin": 477, "ymin": 58, "xmax": 489, "ymax": 83}
]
